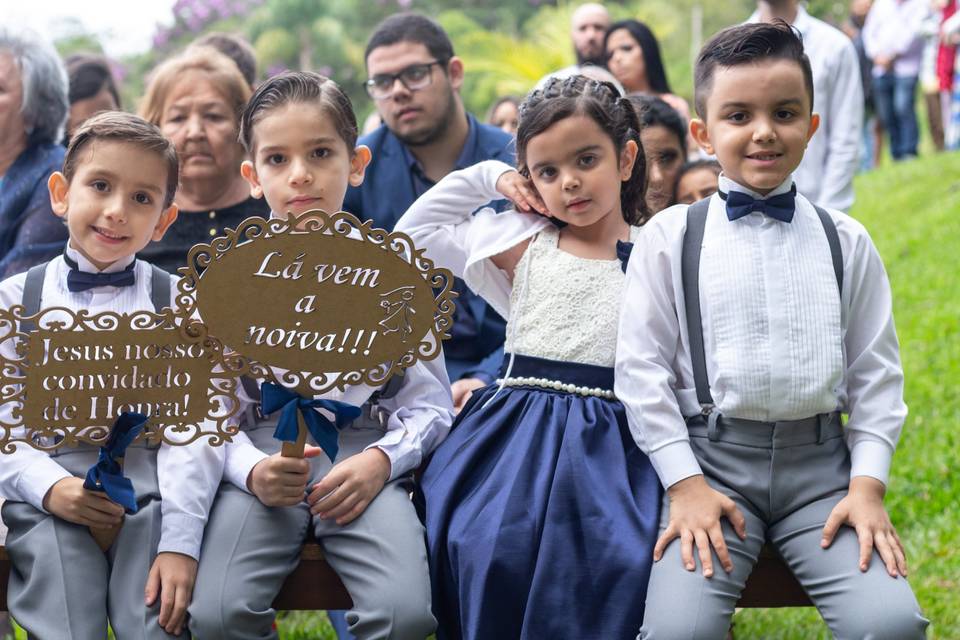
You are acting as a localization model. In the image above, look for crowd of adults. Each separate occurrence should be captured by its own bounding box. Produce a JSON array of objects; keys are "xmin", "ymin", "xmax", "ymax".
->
[{"xmin": 0, "ymin": 0, "xmax": 947, "ymax": 439}]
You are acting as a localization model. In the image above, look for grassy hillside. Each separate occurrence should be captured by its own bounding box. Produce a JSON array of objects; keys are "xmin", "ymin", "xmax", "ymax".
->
[{"xmin": 734, "ymin": 152, "xmax": 960, "ymax": 639}]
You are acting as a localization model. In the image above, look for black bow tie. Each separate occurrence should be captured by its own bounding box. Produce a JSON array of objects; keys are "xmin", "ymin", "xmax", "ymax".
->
[
  {"xmin": 64, "ymin": 254, "xmax": 136, "ymax": 292},
  {"xmin": 720, "ymin": 184, "xmax": 797, "ymax": 223}
]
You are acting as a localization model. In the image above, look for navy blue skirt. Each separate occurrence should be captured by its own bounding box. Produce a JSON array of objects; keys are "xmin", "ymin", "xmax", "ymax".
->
[{"xmin": 420, "ymin": 354, "xmax": 662, "ymax": 640}]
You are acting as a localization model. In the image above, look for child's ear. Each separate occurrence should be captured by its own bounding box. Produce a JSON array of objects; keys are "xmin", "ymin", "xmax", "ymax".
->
[
  {"xmin": 689, "ymin": 118, "xmax": 714, "ymax": 156},
  {"xmin": 48, "ymin": 172, "xmax": 70, "ymax": 219},
  {"xmin": 348, "ymin": 145, "xmax": 372, "ymax": 188},
  {"xmin": 619, "ymin": 139, "xmax": 639, "ymax": 182},
  {"xmin": 240, "ymin": 160, "xmax": 264, "ymax": 199},
  {"xmin": 806, "ymin": 113, "xmax": 821, "ymax": 143},
  {"xmin": 151, "ymin": 204, "xmax": 179, "ymax": 241}
]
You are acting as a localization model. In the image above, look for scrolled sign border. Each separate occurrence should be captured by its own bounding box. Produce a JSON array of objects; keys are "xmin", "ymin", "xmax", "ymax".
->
[
  {"xmin": 0, "ymin": 304, "xmax": 241, "ymax": 453},
  {"xmin": 175, "ymin": 210, "xmax": 457, "ymax": 396}
]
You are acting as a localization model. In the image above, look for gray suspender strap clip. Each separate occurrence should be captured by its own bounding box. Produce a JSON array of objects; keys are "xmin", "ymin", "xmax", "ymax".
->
[{"xmin": 681, "ymin": 196, "xmax": 843, "ymax": 443}]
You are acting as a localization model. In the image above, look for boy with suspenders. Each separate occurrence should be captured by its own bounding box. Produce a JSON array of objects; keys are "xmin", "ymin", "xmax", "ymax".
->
[
  {"xmin": 615, "ymin": 22, "xmax": 927, "ymax": 638},
  {"xmin": 0, "ymin": 112, "xmax": 216, "ymax": 638}
]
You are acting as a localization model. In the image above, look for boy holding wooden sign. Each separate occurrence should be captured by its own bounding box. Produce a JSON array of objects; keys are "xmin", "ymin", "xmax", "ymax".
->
[
  {"xmin": 185, "ymin": 72, "xmax": 454, "ymax": 640},
  {"xmin": 0, "ymin": 113, "xmax": 222, "ymax": 638}
]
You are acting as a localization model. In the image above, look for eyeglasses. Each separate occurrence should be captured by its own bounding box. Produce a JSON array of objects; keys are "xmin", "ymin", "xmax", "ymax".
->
[{"xmin": 365, "ymin": 61, "xmax": 446, "ymax": 99}]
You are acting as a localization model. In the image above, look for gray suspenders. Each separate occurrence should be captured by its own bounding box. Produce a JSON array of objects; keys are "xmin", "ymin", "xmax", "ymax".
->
[
  {"xmin": 19, "ymin": 259, "xmax": 172, "ymax": 332},
  {"xmin": 681, "ymin": 197, "xmax": 844, "ymax": 436},
  {"xmin": 19, "ymin": 259, "xmax": 171, "ymax": 451}
]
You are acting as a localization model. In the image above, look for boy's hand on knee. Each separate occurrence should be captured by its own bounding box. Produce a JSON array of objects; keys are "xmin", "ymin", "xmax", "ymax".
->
[
  {"xmin": 654, "ymin": 475, "xmax": 747, "ymax": 578},
  {"xmin": 42, "ymin": 477, "xmax": 125, "ymax": 528},
  {"xmin": 821, "ymin": 475, "xmax": 908, "ymax": 578},
  {"xmin": 247, "ymin": 450, "xmax": 316, "ymax": 507},
  {"xmin": 145, "ymin": 551, "xmax": 198, "ymax": 636},
  {"xmin": 307, "ymin": 448, "xmax": 391, "ymax": 526}
]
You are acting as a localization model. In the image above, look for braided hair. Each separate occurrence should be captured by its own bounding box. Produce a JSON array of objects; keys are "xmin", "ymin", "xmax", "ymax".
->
[{"xmin": 516, "ymin": 75, "xmax": 650, "ymax": 225}]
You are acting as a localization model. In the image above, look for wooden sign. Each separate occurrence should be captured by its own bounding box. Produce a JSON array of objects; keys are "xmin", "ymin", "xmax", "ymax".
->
[
  {"xmin": 0, "ymin": 306, "xmax": 239, "ymax": 452},
  {"xmin": 176, "ymin": 211, "xmax": 456, "ymax": 397}
]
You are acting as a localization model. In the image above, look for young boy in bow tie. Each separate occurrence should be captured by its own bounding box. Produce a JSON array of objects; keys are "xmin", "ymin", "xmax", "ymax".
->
[
  {"xmin": 0, "ymin": 111, "xmax": 218, "ymax": 638},
  {"xmin": 615, "ymin": 21, "xmax": 928, "ymax": 638}
]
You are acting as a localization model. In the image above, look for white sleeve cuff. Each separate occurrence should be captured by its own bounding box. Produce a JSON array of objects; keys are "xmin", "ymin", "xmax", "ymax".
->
[
  {"xmin": 157, "ymin": 513, "xmax": 206, "ymax": 560},
  {"xmin": 17, "ymin": 457, "xmax": 74, "ymax": 513},
  {"xmin": 848, "ymin": 436, "xmax": 894, "ymax": 486},
  {"xmin": 223, "ymin": 440, "xmax": 268, "ymax": 494},
  {"xmin": 649, "ymin": 440, "xmax": 704, "ymax": 490},
  {"xmin": 363, "ymin": 438, "xmax": 413, "ymax": 482}
]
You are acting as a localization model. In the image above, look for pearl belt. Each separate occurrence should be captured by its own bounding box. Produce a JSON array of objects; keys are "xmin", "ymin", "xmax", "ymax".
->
[{"xmin": 494, "ymin": 376, "xmax": 616, "ymax": 399}]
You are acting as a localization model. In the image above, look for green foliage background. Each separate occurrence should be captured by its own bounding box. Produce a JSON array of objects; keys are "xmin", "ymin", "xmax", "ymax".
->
[{"xmin": 64, "ymin": 0, "xmax": 781, "ymax": 123}]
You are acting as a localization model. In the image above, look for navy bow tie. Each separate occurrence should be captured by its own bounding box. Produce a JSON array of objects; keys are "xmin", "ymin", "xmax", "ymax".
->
[
  {"xmin": 64, "ymin": 254, "xmax": 136, "ymax": 292},
  {"xmin": 720, "ymin": 185, "xmax": 797, "ymax": 223}
]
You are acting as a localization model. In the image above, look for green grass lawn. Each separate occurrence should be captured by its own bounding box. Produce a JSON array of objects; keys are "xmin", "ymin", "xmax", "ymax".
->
[
  {"xmin": 732, "ymin": 152, "xmax": 960, "ymax": 638},
  {"xmin": 9, "ymin": 153, "xmax": 958, "ymax": 640}
]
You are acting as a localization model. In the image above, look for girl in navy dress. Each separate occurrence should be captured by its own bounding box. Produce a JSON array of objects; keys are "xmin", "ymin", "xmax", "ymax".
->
[{"xmin": 397, "ymin": 75, "xmax": 662, "ymax": 640}]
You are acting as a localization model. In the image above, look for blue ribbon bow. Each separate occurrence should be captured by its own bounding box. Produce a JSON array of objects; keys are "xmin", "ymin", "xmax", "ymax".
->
[
  {"xmin": 64, "ymin": 253, "xmax": 136, "ymax": 292},
  {"xmin": 83, "ymin": 412, "xmax": 147, "ymax": 514},
  {"xmin": 616, "ymin": 240, "xmax": 633, "ymax": 274},
  {"xmin": 260, "ymin": 382, "xmax": 362, "ymax": 462},
  {"xmin": 721, "ymin": 185, "xmax": 797, "ymax": 223}
]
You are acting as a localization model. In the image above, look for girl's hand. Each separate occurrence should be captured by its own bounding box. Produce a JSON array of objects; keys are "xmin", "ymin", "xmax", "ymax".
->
[
  {"xmin": 821, "ymin": 476, "xmax": 907, "ymax": 577},
  {"xmin": 495, "ymin": 170, "xmax": 549, "ymax": 215},
  {"xmin": 654, "ymin": 475, "xmax": 747, "ymax": 577},
  {"xmin": 307, "ymin": 448, "xmax": 391, "ymax": 526}
]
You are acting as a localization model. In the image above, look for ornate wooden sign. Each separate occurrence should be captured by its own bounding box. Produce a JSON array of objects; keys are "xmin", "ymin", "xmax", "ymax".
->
[
  {"xmin": 0, "ymin": 306, "xmax": 239, "ymax": 453},
  {"xmin": 176, "ymin": 211, "xmax": 456, "ymax": 398}
]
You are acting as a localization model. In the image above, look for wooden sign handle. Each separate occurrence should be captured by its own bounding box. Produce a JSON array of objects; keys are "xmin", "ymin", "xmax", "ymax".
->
[
  {"xmin": 91, "ymin": 523, "xmax": 122, "ymax": 552},
  {"xmin": 89, "ymin": 455, "xmax": 125, "ymax": 551},
  {"xmin": 280, "ymin": 411, "xmax": 308, "ymax": 458}
]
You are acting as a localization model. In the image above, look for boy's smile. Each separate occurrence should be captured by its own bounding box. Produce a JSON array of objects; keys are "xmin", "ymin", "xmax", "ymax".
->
[
  {"xmin": 48, "ymin": 140, "xmax": 178, "ymax": 271},
  {"xmin": 691, "ymin": 58, "xmax": 819, "ymax": 195}
]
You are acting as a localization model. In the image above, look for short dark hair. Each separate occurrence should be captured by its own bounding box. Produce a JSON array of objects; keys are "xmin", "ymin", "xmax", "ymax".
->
[
  {"xmin": 694, "ymin": 20, "xmax": 814, "ymax": 120},
  {"xmin": 628, "ymin": 94, "xmax": 687, "ymax": 161},
  {"xmin": 364, "ymin": 13, "xmax": 454, "ymax": 66},
  {"xmin": 191, "ymin": 32, "xmax": 258, "ymax": 87},
  {"xmin": 517, "ymin": 75, "xmax": 649, "ymax": 225},
  {"xmin": 65, "ymin": 53, "xmax": 121, "ymax": 109},
  {"xmin": 63, "ymin": 111, "xmax": 179, "ymax": 209},
  {"xmin": 604, "ymin": 20, "xmax": 672, "ymax": 94},
  {"xmin": 239, "ymin": 71, "xmax": 358, "ymax": 155}
]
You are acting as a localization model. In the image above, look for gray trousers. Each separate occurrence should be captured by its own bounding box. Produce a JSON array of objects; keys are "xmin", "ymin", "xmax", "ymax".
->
[
  {"xmin": 2, "ymin": 445, "xmax": 178, "ymax": 640},
  {"xmin": 639, "ymin": 414, "xmax": 928, "ymax": 640},
  {"xmin": 188, "ymin": 422, "xmax": 435, "ymax": 640}
]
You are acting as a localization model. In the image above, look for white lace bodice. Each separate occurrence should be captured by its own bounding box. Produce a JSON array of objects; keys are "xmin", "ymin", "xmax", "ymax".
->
[{"xmin": 504, "ymin": 226, "xmax": 639, "ymax": 367}]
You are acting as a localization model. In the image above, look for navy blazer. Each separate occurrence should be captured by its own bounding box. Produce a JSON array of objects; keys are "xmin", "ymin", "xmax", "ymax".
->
[{"xmin": 343, "ymin": 115, "xmax": 515, "ymax": 384}]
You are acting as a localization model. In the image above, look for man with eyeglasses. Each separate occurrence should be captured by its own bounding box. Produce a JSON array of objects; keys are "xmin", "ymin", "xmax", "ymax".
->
[{"xmin": 343, "ymin": 13, "xmax": 513, "ymax": 416}]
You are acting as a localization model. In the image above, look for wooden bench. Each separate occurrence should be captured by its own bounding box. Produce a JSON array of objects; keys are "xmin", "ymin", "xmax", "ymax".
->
[
  {"xmin": 0, "ymin": 542, "xmax": 806, "ymax": 613},
  {"xmin": 0, "ymin": 544, "xmax": 352, "ymax": 612}
]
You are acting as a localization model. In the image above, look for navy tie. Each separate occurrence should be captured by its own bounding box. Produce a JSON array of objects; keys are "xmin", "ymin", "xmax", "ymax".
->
[
  {"xmin": 64, "ymin": 254, "xmax": 136, "ymax": 292},
  {"xmin": 720, "ymin": 185, "xmax": 797, "ymax": 223}
]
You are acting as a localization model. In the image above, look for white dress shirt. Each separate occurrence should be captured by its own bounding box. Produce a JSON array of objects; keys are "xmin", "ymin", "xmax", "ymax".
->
[
  {"xmin": 220, "ymin": 344, "xmax": 454, "ymax": 489},
  {"xmin": 615, "ymin": 175, "xmax": 907, "ymax": 490},
  {"xmin": 862, "ymin": 0, "xmax": 929, "ymax": 77},
  {"xmin": 749, "ymin": 6, "xmax": 864, "ymax": 211},
  {"xmin": 0, "ymin": 247, "xmax": 221, "ymax": 559}
]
